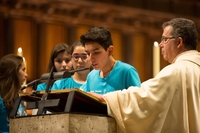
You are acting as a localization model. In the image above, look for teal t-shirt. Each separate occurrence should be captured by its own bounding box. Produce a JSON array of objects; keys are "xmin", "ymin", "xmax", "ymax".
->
[
  {"xmin": 81, "ymin": 60, "xmax": 141, "ymax": 94},
  {"xmin": 51, "ymin": 77, "xmax": 84, "ymax": 90},
  {"xmin": 0, "ymin": 97, "xmax": 9, "ymax": 133},
  {"xmin": 36, "ymin": 82, "xmax": 51, "ymax": 91},
  {"xmin": 0, "ymin": 97, "xmax": 26, "ymax": 133}
]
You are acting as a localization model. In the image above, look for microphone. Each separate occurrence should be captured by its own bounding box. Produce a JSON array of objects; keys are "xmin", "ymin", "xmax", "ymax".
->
[
  {"xmin": 20, "ymin": 79, "xmax": 41, "ymax": 91},
  {"xmin": 40, "ymin": 71, "xmax": 71, "ymax": 81},
  {"xmin": 20, "ymin": 67, "xmax": 90, "ymax": 91},
  {"xmin": 69, "ymin": 67, "xmax": 90, "ymax": 73},
  {"xmin": 40, "ymin": 67, "xmax": 89, "ymax": 81}
]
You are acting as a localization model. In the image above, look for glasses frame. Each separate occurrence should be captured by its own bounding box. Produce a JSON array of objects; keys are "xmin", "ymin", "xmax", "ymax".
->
[
  {"xmin": 160, "ymin": 36, "xmax": 176, "ymax": 44},
  {"xmin": 71, "ymin": 54, "xmax": 88, "ymax": 62}
]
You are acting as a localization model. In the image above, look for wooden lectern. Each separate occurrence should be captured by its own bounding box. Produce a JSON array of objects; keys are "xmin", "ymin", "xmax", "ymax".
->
[
  {"xmin": 10, "ymin": 89, "xmax": 117, "ymax": 133},
  {"xmin": 10, "ymin": 89, "xmax": 107, "ymax": 116}
]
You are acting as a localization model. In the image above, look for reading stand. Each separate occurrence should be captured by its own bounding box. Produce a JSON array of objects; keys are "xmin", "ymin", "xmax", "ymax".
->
[
  {"xmin": 9, "ymin": 89, "xmax": 116, "ymax": 133},
  {"xmin": 10, "ymin": 89, "xmax": 107, "ymax": 118}
]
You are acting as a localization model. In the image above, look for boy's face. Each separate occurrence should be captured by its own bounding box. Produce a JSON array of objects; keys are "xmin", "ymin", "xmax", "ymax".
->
[{"xmin": 84, "ymin": 42, "xmax": 110, "ymax": 70}]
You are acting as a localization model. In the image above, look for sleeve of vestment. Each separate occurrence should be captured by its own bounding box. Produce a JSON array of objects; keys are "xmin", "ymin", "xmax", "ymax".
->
[{"xmin": 103, "ymin": 65, "xmax": 179, "ymax": 133}]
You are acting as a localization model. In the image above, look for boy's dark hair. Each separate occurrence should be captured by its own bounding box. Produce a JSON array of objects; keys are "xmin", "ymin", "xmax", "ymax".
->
[{"xmin": 80, "ymin": 27, "xmax": 113, "ymax": 50}]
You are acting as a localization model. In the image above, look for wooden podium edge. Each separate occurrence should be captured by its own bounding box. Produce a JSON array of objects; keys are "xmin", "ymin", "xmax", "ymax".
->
[
  {"xmin": 20, "ymin": 88, "xmax": 106, "ymax": 105},
  {"xmin": 10, "ymin": 88, "xmax": 107, "ymax": 118}
]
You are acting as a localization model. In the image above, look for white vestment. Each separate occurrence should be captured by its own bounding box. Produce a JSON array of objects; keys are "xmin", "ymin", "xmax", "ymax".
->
[{"xmin": 104, "ymin": 50, "xmax": 200, "ymax": 133}]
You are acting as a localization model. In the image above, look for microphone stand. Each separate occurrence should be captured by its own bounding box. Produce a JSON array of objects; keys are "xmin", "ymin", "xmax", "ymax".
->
[
  {"xmin": 36, "ymin": 67, "xmax": 90, "ymax": 115},
  {"xmin": 10, "ymin": 67, "xmax": 90, "ymax": 117},
  {"xmin": 20, "ymin": 79, "xmax": 41, "ymax": 91},
  {"xmin": 10, "ymin": 78, "xmax": 41, "ymax": 118},
  {"xmin": 37, "ymin": 66, "xmax": 58, "ymax": 115}
]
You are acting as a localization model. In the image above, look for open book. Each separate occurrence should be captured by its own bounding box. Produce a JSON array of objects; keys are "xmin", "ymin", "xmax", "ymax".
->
[{"xmin": 18, "ymin": 88, "xmax": 107, "ymax": 116}]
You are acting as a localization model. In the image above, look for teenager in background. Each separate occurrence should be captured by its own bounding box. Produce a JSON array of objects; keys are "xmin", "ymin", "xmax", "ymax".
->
[
  {"xmin": 36, "ymin": 43, "xmax": 72, "ymax": 91},
  {"xmin": 52, "ymin": 41, "xmax": 91, "ymax": 90}
]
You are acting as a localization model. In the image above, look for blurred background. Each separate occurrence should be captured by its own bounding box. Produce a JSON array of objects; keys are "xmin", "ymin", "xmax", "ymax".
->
[{"xmin": 0, "ymin": 0, "xmax": 200, "ymax": 83}]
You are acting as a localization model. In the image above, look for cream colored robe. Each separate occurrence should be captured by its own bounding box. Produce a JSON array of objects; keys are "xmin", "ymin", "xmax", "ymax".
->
[{"xmin": 104, "ymin": 50, "xmax": 200, "ymax": 133}]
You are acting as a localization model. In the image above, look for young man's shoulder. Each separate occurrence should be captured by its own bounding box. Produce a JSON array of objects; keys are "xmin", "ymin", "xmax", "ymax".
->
[{"xmin": 116, "ymin": 60, "xmax": 135, "ymax": 69}]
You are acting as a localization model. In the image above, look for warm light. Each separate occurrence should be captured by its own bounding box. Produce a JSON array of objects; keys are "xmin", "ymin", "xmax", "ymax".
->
[
  {"xmin": 17, "ymin": 47, "xmax": 27, "ymax": 85},
  {"xmin": 18, "ymin": 47, "xmax": 22, "ymax": 53},
  {"xmin": 153, "ymin": 41, "xmax": 160, "ymax": 77},
  {"xmin": 17, "ymin": 47, "xmax": 23, "ymax": 57},
  {"xmin": 154, "ymin": 41, "xmax": 159, "ymax": 47}
]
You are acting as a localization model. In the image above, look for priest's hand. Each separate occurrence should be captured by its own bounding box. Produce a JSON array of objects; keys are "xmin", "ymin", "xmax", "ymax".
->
[{"xmin": 87, "ymin": 92, "xmax": 105, "ymax": 102}]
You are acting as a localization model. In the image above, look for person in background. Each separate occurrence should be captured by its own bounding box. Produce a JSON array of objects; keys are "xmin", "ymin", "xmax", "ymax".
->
[
  {"xmin": 80, "ymin": 27, "xmax": 141, "ymax": 94},
  {"xmin": 0, "ymin": 54, "xmax": 28, "ymax": 133},
  {"xmin": 52, "ymin": 41, "xmax": 91, "ymax": 90},
  {"xmin": 88, "ymin": 18, "xmax": 200, "ymax": 133},
  {"xmin": 36, "ymin": 43, "xmax": 72, "ymax": 91}
]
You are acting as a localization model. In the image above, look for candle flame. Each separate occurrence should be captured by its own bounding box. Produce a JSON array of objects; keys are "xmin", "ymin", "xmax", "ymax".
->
[
  {"xmin": 18, "ymin": 47, "xmax": 22, "ymax": 53},
  {"xmin": 154, "ymin": 41, "xmax": 159, "ymax": 47}
]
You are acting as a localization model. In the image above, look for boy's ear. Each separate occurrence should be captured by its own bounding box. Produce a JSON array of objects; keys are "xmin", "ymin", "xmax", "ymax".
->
[
  {"xmin": 108, "ymin": 45, "xmax": 114, "ymax": 55},
  {"xmin": 109, "ymin": 49, "xmax": 112, "ymax": 55}
]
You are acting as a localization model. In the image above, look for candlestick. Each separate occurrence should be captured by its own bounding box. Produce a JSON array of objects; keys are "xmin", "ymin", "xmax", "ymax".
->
[
  {"xmin": 17, "ymin": 47, "xmax": 23, "ymax": 57},
  {"xmin": 17, "ymin": 47, "xmax": 27, "ymax": 86},
  {"xmin": 153, "ymin": 41, "xmax": 160, "ymax": 77}
]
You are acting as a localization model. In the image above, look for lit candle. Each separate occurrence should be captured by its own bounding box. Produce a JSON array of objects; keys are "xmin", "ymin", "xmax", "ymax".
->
[
  {"xmin": 153, "ymin": 41, "xmax": 160, "ymax": 77},
  {"xmin": 17, "ymin": 47, "xmax": 23, "ymax": 57},
  {"xmin": 17, "ymin": 47, "xmax": 27, "ymax": 85}
]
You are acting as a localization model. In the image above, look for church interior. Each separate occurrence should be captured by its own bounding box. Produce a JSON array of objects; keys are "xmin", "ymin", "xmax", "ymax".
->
[{"xmin": 0, "ymin": 0, "xmax": 200, "ymax": 82}]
